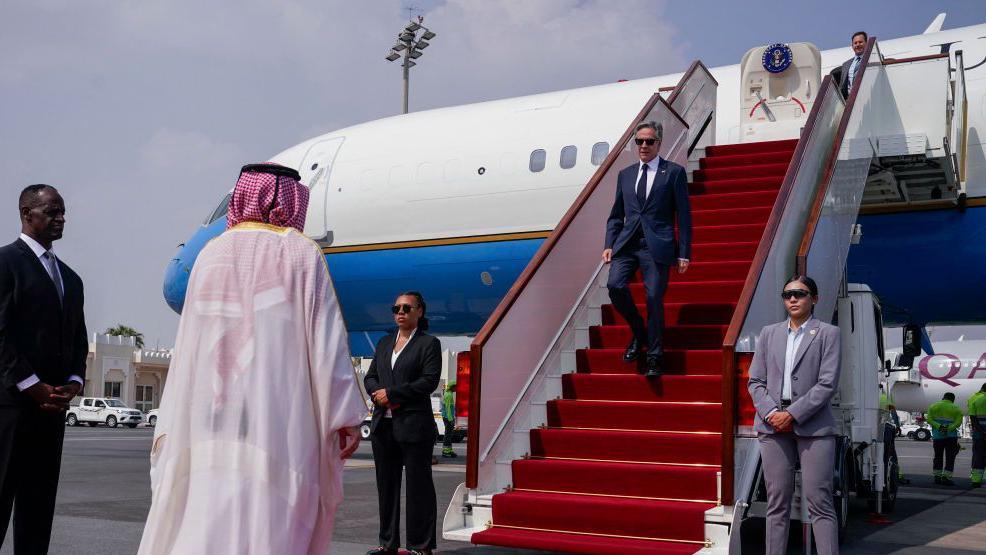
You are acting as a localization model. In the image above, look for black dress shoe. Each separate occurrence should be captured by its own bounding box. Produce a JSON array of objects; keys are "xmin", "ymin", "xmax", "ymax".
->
[
  {"xmin": 644, "ymin": 356, "xmax": 663, "ymax": 378},
  {"xmin": 623, "ymin": 337, "xmax": 642, "ymax": 363}
]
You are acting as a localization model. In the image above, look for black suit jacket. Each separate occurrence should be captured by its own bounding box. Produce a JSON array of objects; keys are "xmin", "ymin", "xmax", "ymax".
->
[
  {"xmin": 605, "ymin": 158, "xmax": 692, "ymax": 265},
  {"xmin": 0, "ymin": 239, "xmax": 87, "ymax": 403},
  {"xmin": 363, "ymin": 330, "xmax": 441, "ymax": 443}
]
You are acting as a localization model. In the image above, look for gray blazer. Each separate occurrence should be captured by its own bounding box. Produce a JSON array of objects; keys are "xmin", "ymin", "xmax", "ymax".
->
[{"xmin": 747, "ymin": 318, "xmax": 841, "ymax": 436}]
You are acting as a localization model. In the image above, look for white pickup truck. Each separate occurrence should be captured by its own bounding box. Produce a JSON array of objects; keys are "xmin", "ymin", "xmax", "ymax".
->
[{"xmin": 66, "ymin": 397, "xmax": 144, "ymax": 428}]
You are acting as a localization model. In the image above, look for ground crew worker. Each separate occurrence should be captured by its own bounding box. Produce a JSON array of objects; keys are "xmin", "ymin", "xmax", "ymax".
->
[
  {"xmin": 880, "ymin": 385, "xmax": 909, "ymax": 484},
  {"xmin": 441, "ymin": 381, "xmax": 457, "ymax": 458},
  {"xmin": 969, "ymin": 384, "xmax": 986, "ymax": 488},
  {"xmin": 969, "ymin": 384, "xmax": 986, "ymax": 418},
  {"xmin": 927, "ymin": 392, "xmax": 963, "ymax": 485}
]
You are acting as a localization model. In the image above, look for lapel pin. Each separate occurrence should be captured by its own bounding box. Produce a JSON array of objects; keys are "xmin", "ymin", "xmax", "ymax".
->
[{"xmin": 810, "ymin": 329, "xmax": 817, "ymax": 335}]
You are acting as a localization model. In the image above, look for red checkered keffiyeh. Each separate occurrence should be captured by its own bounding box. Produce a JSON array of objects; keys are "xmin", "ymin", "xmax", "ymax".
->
[{"xmin": 226, "ymin": 163, "xmax": 309, "ymax": 232}]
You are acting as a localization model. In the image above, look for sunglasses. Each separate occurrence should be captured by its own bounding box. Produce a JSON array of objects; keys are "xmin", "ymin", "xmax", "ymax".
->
[
  {"xmin": 781, "ymin": 289, "xmax": 811, "ymax": 300},
  {"xmin": 391, "ymin": 303, "xmax": 420, "ymax": 314},
  {"xmin": 634, "ymin": 138, "xmax": 658, "ymax": 146}
]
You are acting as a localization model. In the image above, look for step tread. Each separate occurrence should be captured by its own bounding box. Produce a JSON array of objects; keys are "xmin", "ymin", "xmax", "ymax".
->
[
  {"xmin": 511, "ymin": 458, "xmax": 719, "ymax": 501},
  {"xmin": 472, "ymin": 526, "xmax": 702, "ymax": 555},
  {"xmin": 490, "ymin": 490, "xmax": 713, "ymax": 542},
  {"xmin": 531, "ymin": 427, "xmax": 722, "ymax": 464}
]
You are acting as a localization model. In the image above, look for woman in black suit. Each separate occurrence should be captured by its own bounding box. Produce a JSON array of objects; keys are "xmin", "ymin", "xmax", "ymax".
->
[{"xmin": 364, "ymin": 291, "xmax": 442, "ymax": 555}]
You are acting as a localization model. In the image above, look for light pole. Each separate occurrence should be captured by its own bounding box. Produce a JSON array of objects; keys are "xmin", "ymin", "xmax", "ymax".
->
[{"xmin": 385, "ymin": 16, "xmax": 436, "ymax": 114}]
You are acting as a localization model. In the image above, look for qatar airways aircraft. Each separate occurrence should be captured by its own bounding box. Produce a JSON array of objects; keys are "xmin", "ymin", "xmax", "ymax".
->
[
  {"xmin": 164, "ymin": 15, "xmax": 986, "ymax": 355},
  {"xmin": 888, "ymin": 338, "xmax": 986, "ymax": 413}
]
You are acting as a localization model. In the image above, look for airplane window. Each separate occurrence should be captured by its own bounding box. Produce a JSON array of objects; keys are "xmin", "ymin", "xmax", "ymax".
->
[
  {"xmin": 529, "ymin": 149, "xmax": 546, "ymax": 173},
  {"xmin": 560, "ymin": 145, "xmax": 577, "ymax": 169},
  {"xmin": 204, "ymin": 193, "xmax": 232, "ymax": 225},
  {"xmin": 591, "ymin": 142, "xmax": 610, "ymax": 166}
]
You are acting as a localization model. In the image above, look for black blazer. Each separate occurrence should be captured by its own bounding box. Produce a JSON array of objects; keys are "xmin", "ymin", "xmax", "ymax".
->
[
  {"xmin": 605, "ymin": 158, "xmax": 692, "ymax": 265},
  {"xmin": 0, "ymin": 239, "xmax": 87, "ymax": 403},
  {"xmin": 363, "ymin": 330, "xmax": 441, "ymax": 443}
]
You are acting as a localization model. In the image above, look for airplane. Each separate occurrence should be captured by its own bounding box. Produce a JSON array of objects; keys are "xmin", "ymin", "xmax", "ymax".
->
[
  {"xmin": 888, "ymin": 338, "xmax": 986, "ymax": 413},
  {"xmin": 163, "ymin": 15, "xmax": 986, "ymax": 356}
]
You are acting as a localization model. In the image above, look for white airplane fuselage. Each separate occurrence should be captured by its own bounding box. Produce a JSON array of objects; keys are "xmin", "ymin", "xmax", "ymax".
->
[{"xmin": 164, "ymin": 22, "xmax": 986, "ymax": 355}]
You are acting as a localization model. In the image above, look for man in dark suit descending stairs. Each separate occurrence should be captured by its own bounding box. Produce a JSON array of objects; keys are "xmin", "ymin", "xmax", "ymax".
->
[{"xmin": 603, "ymin": 121, "xmax": 692, "ymax": 378}]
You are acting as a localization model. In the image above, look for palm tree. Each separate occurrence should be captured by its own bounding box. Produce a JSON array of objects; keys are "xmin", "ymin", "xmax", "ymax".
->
[{"xmin": 104, "ymin": 324, "xmax": 145, "ymax": 348}]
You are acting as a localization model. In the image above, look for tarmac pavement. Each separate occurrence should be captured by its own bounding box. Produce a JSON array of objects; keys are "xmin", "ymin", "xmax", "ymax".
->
[{"xmin": 1, "ymin": 426, "xmax": 983, "ymax": 554}]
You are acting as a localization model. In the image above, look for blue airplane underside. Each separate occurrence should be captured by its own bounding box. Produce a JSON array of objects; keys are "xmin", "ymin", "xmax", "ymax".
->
[{"xmin": 164, "ymin": 206, "xmax": 986, "ymax": 357}]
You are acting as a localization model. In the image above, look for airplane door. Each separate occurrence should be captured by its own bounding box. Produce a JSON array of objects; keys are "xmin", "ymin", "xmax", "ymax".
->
[{"xmin": 298, "ymin": 137, "xmax": 345, "ymax": 243}]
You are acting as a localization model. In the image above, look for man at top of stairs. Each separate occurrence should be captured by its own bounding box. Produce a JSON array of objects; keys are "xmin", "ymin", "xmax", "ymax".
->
[{"xmin": 601, "ymin": 120, "xmax": 693, "ymax": 378}]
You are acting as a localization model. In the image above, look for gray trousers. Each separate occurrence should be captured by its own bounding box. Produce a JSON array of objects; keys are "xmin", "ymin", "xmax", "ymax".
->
[{"xmin": 758, "ymin": 433, "xmax": 838, "ymax": 555}]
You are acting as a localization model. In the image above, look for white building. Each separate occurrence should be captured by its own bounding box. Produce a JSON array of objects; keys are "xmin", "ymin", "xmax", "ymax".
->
[{"xmin": 83, "ymin": 334, "xmax": 172, "ymax": 413}]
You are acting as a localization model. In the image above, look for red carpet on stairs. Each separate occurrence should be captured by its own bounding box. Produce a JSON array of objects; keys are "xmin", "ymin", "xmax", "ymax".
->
[{"xmin": 471, "ymin": 139, "xmax": 798, "ymax": 553}]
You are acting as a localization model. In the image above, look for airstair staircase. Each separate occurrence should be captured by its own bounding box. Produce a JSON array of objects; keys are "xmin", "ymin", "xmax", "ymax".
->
[{"xmin": 447, "ymin": 37, "xmax": 968, "ymax": 554}]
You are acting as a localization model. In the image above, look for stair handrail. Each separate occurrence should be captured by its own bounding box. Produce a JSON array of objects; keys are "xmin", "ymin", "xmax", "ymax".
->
[
  {"xmin": 465, "ymin": 61, "xmax": 717, "ymax": 489},
  {"xmin": 719, "ymin": 36, "xmax": 877, "ymax": 505},
  {"xmin": 952, "ymin": 49, "xmax": 969, "ymax": 203},
  {"xmin": 796, "ymin": 39, "xmax": 882, "ymax": 278}
]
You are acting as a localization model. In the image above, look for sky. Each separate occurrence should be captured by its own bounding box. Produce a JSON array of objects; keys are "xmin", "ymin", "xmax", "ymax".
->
[{"xmin": 1, "ymin": 1, "xmax": 983, "ymax": 348}]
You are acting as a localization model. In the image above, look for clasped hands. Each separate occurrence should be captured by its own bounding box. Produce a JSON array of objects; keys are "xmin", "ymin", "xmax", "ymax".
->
[
  {"xmin": 25, "ymin": 381, "xmax": 81, "ymax": 412},
  {"xmin": 767, "ymin": 410, "xmax": 795, "ymax": 433},
  {"xmin": 371, "ymin": 389, "xmax": 390, "ymax": 407}
]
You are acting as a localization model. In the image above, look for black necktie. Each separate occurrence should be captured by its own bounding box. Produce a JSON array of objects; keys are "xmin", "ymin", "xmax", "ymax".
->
[{"xmin": 636, "ymin": 163, "xmax": 649, "ymax": 207}]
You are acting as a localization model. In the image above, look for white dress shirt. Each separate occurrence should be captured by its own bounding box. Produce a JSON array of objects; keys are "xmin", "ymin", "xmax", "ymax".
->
[
  {"xmin": 635, "ymin": 157, "xmax": 662, "ymax": 201},
  {"xmin": 847, "ymin": 55, "xmax": 862, "ymax": 92},
  {"xmin": 15, "ymin": 233, "xmax": 84, "ymax": 391},
  {"xmin": 385, "ymin": 327, "xmax": 417, "ymax": 417},
  {"xmin": 782, "ymin": 316, "xmax": 813, "ymax": 401},
  {"xmin": 633, "ymin": 157, "xmax": 689, "ymax": 264}
]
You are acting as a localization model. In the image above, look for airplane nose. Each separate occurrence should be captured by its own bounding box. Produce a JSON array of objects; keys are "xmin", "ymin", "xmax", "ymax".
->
[
  {"xmin": 162, "ymin": 217, "xmax": 226, "ymax": 315},
  {"xmin": 163, "ymin": 256, "xmax": 191, "ymax": 314}
]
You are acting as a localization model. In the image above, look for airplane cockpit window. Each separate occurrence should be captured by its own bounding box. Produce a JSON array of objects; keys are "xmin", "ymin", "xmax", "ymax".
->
[
  {"xmin": 591, "ymin": 142, "xmax": 610, "ymax": 166},
  {"xmin": 204, "ymin": 193, "xmax": 232, "ymax": 225},
  {"xmin": 529, "ymin": 149, "xmax": 546, "ymax": 173},
  {"xmin": 560, "ymin": 145, "xmax": 577, "ymax": 169}
]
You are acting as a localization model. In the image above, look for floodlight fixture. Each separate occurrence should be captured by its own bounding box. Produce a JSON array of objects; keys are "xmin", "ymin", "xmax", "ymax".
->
[{"xmin": 387, "ymin": 18, "xmax": 435, "ymax": 114}]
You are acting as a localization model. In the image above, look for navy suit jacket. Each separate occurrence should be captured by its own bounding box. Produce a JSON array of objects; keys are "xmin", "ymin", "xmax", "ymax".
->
[{"xmin": 605, "ymin": 158, "xmax": 692, "ymax": 265}]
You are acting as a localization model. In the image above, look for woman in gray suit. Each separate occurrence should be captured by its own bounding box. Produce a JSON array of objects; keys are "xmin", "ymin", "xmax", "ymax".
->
[{"xmin": 748, "ymin": 275, "xmax": 841, "ymax": 555}]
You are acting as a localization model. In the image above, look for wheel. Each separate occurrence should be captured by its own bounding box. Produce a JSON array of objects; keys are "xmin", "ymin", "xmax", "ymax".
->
[
  {"xmin": 834, "ymin": 457, "xmax": 850, "ymax": 543},
  {"xmin": 914, "ymin": 428, "xmax": 931, "ymax": 442},
  {"xmin": 360, "ymin": 423, "xmax": 371, "ymax": 439},
  {"xmin": 106, "ymin": 415, "xmax": 118, "ymax": 428},
  {"xmin": 868, "ymin": 458, "xmax": 899, "ymax": 514},
  {"xmin": 125, "ymin": 424, "xmax": 137, "ymax": 428},
  {"xmin": 87, "ymin": 422, "xmax": 98, "ymax": 427},
  {"xmin": 66, "ymin": 414, "xmax": 78, "ymax": 427},
  {"xmin": 149, "ymin": 415, "xmax": 157, "ymax": 427}
]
